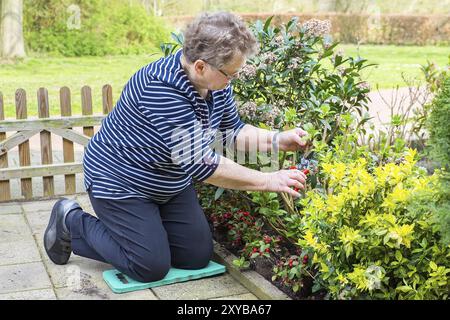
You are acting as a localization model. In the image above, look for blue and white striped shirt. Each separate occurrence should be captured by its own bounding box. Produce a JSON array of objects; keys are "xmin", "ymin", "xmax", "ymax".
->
[{"xmin": 83, "ymin": 49, "xmax": 245, "ymax": 203}]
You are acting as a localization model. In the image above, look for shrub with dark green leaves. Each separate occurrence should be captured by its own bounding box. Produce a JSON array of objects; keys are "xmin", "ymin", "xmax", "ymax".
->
[
  {"xmin": 425, "ymin": 76, "xmax": 450, "ymax": 245},
  {"xmin": 232, "ymin": 16, "xmax": 373, "ymax": 146},
  {"xmin": 426, "ymin": 76, "xmax": 450, "ymax": 168}
]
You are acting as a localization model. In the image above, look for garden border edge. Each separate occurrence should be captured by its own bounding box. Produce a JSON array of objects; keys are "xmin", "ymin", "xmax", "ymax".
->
[{"xmin": 212, "ymin": 241, "xmax": 292, "ymax": 300}]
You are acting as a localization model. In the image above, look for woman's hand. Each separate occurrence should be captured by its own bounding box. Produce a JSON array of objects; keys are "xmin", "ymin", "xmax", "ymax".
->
[
  {"xmin": 263, "ymin": 169, "xmax": 307, "ymax": 198},
  {"xmin": 278, "ymin": 128, "xmax": 308, "ymax": 152}
]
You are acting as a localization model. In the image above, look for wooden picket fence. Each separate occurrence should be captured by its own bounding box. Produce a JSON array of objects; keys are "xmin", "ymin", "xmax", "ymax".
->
[{"xmin": 0, "ymin": 85, "xmax": 114, "ymax": 202}]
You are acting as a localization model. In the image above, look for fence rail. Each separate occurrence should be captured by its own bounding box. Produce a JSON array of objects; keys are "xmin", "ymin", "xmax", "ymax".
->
[{"xmin": 0, "ymin": 85, "xmax": 113, "ymax": 202}]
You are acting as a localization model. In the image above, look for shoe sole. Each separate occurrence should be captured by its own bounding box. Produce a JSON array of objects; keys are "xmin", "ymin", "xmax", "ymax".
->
[{"xmin": 44, "ymin": 199, "xmax": 70, "ymax": 265}]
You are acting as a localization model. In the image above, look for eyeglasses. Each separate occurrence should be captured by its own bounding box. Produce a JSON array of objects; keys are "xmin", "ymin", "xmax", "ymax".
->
[
  {"xmin": 206, "ymin": 62, "xmax": 240, "ymax": 80},
  {"xmin": 216, "ymin": 68, "xmax": 240, "ymax": 80}
]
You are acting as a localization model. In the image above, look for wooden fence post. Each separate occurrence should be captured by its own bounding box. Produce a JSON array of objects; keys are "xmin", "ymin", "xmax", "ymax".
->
[
  {"xmin": 38, "ymin": 88, "xmax": 54, "ymax": 197},
  {"xmin": 102, "ymin": 84, "xmax": 113, "ymax": 115},
  {"xmin": 0, "ymin": 92, "xmax": 11, "ymax": 201},
  {"xmin": 1, "ymin": 85, "xmax": 111, "ymax": 202},
  {"xmin": 81, "ymin": 86, "xmax": 94, "ymax": 139},
  {"xmin": 60, "ymin": 87, "xmax": 76, "ymax": 194},
  {"xmin": 16, "ymin": 89, "xmax": 33, "ymax": 199}
]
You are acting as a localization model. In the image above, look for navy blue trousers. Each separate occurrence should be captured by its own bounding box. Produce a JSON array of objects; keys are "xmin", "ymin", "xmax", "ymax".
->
[{"xmin": 68, "ymin": 184, "xmax": 213, "ymax": 283}]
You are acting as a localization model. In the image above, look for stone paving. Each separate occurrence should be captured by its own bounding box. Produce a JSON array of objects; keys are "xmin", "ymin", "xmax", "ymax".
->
[{"xmin": 0, "ymin": 195, "xmax": 258, "ymax": 300}]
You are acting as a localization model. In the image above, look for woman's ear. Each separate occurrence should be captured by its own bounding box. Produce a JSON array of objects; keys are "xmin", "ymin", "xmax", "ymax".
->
[{"xmin": 193, "ymin": 60, "xmax": 207, "ymax": 76}]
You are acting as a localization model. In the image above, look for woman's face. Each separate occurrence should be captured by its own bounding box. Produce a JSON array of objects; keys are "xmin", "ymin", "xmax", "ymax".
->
[{"xmin": 192, "ymin": 53, "xmax": 246, "ymax": 91}]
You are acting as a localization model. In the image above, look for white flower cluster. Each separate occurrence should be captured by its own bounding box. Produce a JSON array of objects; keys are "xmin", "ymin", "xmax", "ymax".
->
[
  {"xmin": 357, "ymin": 81, "xmax": 371, "ymax": 91},
  {"xmin": 289, "ymin": 57, "xmax": 302, "ymax": 69},
  {"xmin": 273, "ymin": 35, "xmax": 284, "ymax": 45},
  {"xmin": 302, "ymin": 19, "xmax": 332, "ymax": 37},
  {"xmin": 261, "ymin": 51, "xmax": 277, "ymax": 64},
  {"xmin": 260, "ymin": 105, "xmax": 281, "ymax": 128},
  {"xmin": 238, "ymin": 102, "xmax": 281, "ymax": 128},
  {"xmin": 238, "ymin": 101, "xmax": 258, "ymax": 119},
  {"xmin": 277, "ymin": 100, "xmax": 287, "ymax": 108},
  {"xmin": 240, "ymin": 64, "xmax": 257, "ymax": 79}
]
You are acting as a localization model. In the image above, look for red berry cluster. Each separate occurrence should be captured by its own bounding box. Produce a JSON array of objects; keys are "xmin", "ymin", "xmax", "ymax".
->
[
  {"xmin": 249, "ymin": 247, "xmax": 271, "ymax": 257},
  {"xmin": 274, "ymin": 253, "xmax": 310, "ymax": 292},
  {"xmin": 243, "ymin": 234, "xmax": 280, "ymax": 258},
  {"xmin": 209, "ymin": 209, "xmax": 264, "ymax": 249},
  {"xmin": 278, "ymin": 254, "xmax": 309, "ymax": 269}
]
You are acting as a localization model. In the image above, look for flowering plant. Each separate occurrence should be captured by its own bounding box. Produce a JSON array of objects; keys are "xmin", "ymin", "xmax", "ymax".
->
[{"xmin": 234, "ymin": 16, "xmax": 373, "ymax": 148}]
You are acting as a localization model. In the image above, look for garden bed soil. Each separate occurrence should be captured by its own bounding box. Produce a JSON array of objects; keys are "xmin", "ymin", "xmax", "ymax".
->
[{"xmin": 209, "ymin": 221, "xmax": 327, "ymax": 300}]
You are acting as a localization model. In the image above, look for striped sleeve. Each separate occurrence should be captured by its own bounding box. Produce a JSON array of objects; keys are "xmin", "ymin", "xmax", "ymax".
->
[
  {"xmin": 219, "ymin": 85, "xmax": 246, "ymax": 148},
  {"xmin": 139, "ymin": 91, "xmax": 220, "ymax": 181}
]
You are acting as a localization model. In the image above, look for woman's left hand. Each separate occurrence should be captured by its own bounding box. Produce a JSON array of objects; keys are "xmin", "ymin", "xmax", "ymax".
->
[{"xmin": 278, "ymin": 128, "xmax": 308, "ymax": 152}]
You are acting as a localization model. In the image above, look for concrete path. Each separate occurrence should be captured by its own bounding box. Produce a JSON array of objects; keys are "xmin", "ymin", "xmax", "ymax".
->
[
  {"xmin": 366, "ymin": 86, "xmax": 430, "ymax": 128},
  {"xmin": 0, "ymin": 195, "xmax": 258, "ymax": 300}
]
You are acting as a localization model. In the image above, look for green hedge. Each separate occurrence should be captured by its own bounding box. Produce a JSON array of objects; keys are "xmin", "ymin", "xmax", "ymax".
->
[
  {"xmin": 168, "ymin": 13, "xmax": 450, "ymax": 45},
  {"xmin": 427, "ymin": 76, "xmax": 450, "ymax": 167},
  {"xmin": 426, "ymin": 76, "xmax": 450, "ymax": 245},
  {"xmin": 24, "ymin": 0, "xmax": 170, "ymax": 56}
]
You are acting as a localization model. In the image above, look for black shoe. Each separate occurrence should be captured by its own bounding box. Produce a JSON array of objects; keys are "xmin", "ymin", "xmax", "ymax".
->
[{"xmin": 44, "ymin": 198, "xmax": 81, "ymax": 265}]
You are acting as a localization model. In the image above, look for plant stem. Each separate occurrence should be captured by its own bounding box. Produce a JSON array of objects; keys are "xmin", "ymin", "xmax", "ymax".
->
[{"xmin": 280, "ymin": 151, "xmax": 287, "ymax": 170}]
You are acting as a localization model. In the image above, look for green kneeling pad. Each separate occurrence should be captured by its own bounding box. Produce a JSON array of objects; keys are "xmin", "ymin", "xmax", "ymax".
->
[{"xmin": 103, "ymin": 261, "xmax": 226, "ymax": 293}]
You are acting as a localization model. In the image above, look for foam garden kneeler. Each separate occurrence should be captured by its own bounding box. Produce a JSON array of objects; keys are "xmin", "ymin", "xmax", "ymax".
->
[{"xmin": 103, "ymin": 260, "xmax": 226, "ymax": 293}]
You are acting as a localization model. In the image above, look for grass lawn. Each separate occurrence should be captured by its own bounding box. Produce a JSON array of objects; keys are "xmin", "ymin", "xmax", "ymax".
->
[
  {"xmin": 340, "ymin": 44, "xmax": 449, "ymax": 91},
  {"xmin": 0, "ymin": 53, "xmax": 162, "ymax": 118},
  {"xmin": 0, "ymin": 44, "xmax": 449, "ymax": 118}
]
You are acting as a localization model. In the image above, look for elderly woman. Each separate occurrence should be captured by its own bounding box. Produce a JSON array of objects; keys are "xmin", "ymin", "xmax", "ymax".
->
[{"xmin": 44, "ymin": 12, "xmax": 307, "ymax": 283}]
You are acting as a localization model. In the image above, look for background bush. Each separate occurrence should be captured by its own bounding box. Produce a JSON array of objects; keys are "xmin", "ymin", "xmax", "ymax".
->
[
  {"xmin": 169, "ymin": 13, "xmax": 450, "ymax": 46},
  {"xmin": 426, "ymin": 76, "xmax": 450, "ymax": 168},
  {"xmin": 24, "ymin": 0, "xmax": 170, "ymax": 56},
  {"xmin": 425, "ymin": 76, "xmax": 450, "ymax": 245}
]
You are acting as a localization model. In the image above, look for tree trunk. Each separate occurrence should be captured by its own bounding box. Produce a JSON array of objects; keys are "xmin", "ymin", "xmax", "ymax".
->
[{"xmin": 1, "ymin": 0, "xmax": 26, "ymax": 59}]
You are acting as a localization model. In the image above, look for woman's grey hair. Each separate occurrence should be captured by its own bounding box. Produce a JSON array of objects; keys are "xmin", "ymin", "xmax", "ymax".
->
[{"xmin": 182, "ymin": 12, "xmax": 259, "ymax": 69}]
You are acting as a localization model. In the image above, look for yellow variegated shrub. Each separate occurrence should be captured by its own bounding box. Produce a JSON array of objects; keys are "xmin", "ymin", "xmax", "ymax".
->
[{"xmin": 297, "ymin": 149, "xmax": 450, "ymax": 299}]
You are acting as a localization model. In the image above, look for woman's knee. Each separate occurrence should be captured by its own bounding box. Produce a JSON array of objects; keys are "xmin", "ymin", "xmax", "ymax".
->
[
  {"xmin": 127, "ymin": 252, "xmax": 171, "ymax": 283},
  {"xmin": 172, "ymin": 237, "xmax": 213, "ymax": 270}
]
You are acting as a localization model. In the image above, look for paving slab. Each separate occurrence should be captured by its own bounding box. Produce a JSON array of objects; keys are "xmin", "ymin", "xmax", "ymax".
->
[
  {"xmin": 55, "ymin": 286, "xmax": 158, "ymax": 300},
  {"xmin": 23, "ymin": 210, "xmax": 51, "ymax": 235},
  {"xmin": 42, "ymin": 254, "xmax": 113, "ymax": 289},
  {"xmin": 0, "ymin": 203, "xmax": 23, "ymax": 215},
  {"xmin": 38, "ymin": 254, "xmax": 156, "ymax": 299},
  {"xmin": 0, "ymin": 214, "xmax": 34, "ymax": 243},
  {"xmin": 0, "ymin": 262, "xmax": 52, "ymax": 294},
  {"xmin": 0, "ymin": 288, "xmax": 56, "ymax": 300},
  {"xmin": 0, "ymin": 239, "xmax": 41, "ymax": 266},
  {"xmin": 151, "ymin": 274, "xmax": 249, "ymax": 300},
  {"xmin": 21, "ymin": 199, "xmax": 59, "ymax": 213}
]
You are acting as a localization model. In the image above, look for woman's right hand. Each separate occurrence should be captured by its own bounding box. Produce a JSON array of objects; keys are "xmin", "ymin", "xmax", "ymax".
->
[{"xmin": 263, "ymin": 169, "xmax": 307, "ymax": 198}]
